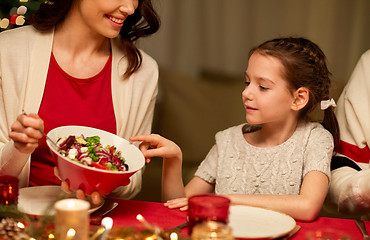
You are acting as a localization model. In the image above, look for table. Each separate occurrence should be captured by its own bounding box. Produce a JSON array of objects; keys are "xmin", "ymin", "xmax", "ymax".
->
[{"xmin": 106, "ymin": 199, "xmax": 369, "ymax": 239}]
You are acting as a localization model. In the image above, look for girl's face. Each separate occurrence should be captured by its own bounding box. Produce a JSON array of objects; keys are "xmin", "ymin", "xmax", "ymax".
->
[
  {"xmin": 242, "ymin": 53, "xmax": 296, "ymax": 125},
  {"xmin": 73, "ymin": 0, "xmax": 139, "ymax": 38}
]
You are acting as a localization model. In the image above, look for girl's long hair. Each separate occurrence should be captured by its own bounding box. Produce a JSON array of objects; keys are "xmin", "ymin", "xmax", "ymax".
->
[
  {"xmin": 27, "ymin": 0, "xmax": 160, "ymax": 78},
  {"xmin": 249, "ymin": 37, "xmax": 340, "ymax": 150}
]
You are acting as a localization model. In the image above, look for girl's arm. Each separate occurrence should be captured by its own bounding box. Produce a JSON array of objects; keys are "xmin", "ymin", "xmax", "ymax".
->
[
  {"xmin": 130, "ymin": 134, "xmax": 186, "ymax": 202},
  {"xmin": 226, "ymin": 171, "xmax": 329, "ymax": 222}
]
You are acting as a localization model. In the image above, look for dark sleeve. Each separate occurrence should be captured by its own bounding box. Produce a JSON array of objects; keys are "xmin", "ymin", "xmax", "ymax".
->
[{"xmin": 331, "ymin": 155, "xmax": 361, "ymax": 171}]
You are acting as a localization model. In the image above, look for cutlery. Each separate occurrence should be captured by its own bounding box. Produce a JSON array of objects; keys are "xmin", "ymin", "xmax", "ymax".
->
[
  {"xmin": 90, "ymin": 201, "xmax": 119, "ymax": 225},
  {"xmin": 169, "ymin": 222, "xmax": 188, "ymax": 232},
  {"xmin": 355, "ymin": 219, "xmax": 370, "ymax": 240},
  {"xmin": 21, "ymin": 110, "xmax": 59, "ymax": 149}
]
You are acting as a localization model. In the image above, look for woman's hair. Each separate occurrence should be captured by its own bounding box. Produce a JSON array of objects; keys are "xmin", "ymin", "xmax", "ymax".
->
[
  {"xmin": 249, "ymin": 37, "xmax": 340, "ymax": 149},
  {"xmin": 27, "ymin": 0, "xmax": 160, "ymax": 78}
]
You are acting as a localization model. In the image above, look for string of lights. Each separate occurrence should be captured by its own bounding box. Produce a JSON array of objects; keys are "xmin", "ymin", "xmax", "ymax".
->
[{"xmin": 0, "ymin": 0, "xmax": 43, "ymax": 32}]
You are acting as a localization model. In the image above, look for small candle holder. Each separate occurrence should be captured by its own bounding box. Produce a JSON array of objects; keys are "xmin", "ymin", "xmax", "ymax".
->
[
  {"xmin": 188, "ymin": 195, "xmax": 230, "ymax": 235},
  {"xmin": 191, "ymin": 221, "xmax": 234, "ymax": 240},
  {"xmin": 54, "ymin": 199, "xmax": 90, "ymax": 240},
  {"xmin": 0, "ymin": 175, "xmax": 19, "ymax": 206}
]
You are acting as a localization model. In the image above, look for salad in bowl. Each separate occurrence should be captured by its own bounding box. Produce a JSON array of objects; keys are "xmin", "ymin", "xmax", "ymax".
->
[
  {"xmin": 57, "ymin": 135, "xmax": 129, "ymax": 172},
  {"xmin": 46, "ymin": 126, "xmax": 145, "ymax": 196}
]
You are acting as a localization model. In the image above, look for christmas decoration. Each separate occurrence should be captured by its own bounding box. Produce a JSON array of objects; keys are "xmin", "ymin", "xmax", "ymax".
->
[
  {"xmin": 0, "ymin": 204, "xmax": 188, "ymax": 240},
  {"xmin": 0, "ymin": 0, "xmax": 44, "ymax": 32}
]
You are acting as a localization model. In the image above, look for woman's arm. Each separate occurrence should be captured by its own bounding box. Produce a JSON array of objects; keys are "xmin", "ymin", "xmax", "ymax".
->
[
  {"xmin": 226, "ymin": 171, "xmax": 329, "ymax": 222},
  {"xmin": 1, "ymin": 113, "xmax": 43, "ymax": 176},
  {"xmin": 327, "ymin": 165, "xmax": 370, "ymax": 216}
]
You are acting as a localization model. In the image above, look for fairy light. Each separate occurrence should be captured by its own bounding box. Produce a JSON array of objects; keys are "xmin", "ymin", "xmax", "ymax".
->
[
  {"xmin": 16, "ymin": 16, "xmax": 25, "ymax": 26},
  {"xmin": 9, "ymin": 7, "xmax": 17, "ymax": 16},
  {"xmin": 0, "ymin": 18, "xmax": 10, "ymax": 29},
  {"xmin": 66, "ymin": 228, "xmax": 76, "ymax": 238},
  {"xmin": 170, "ymin": 232, "xmax": 178, "ymax": 240},
  {"xmin": 10, "ymin": 15, "xmax": 18, "ymax": 25},
  {"xmin": 48, "ymin": 233, "xmax": 55, "ymax": 239},
  {"xmin": 17, "ymin": 6, "xmax": 27, "ymax": 15},
  {"xmin": 17, "ymin": 222, "xmax": 25, "ymax": 229}
]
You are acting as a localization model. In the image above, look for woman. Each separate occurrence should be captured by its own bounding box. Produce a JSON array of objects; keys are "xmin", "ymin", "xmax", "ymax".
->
[{"xmin": 0, "ymin": 0, "xmax": 160, "ymax": 204}]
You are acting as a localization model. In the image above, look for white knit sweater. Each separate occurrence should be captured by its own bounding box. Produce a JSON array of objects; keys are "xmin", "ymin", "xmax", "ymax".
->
[{"xmin": 195, "ymin": 122, "xmax": 333, "ymax": 195}]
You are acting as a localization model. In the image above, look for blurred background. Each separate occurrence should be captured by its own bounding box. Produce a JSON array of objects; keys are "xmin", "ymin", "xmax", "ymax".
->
[{"xmin": 1, "ymin": 0, "xmax": 370, "ymax": 202}]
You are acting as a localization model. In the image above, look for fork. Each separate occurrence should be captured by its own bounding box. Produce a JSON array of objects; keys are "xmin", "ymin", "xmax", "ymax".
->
[
  {"xmin": 21, "ymin": 110, "xmax": 59, "ymax": 149},
  {"xmin": 355, "ymin": 219, "xmax": 370, "ymax": 240},
  {"xmin": 90, "ymin": 201, "xmax": 119, "ymax": 225}
]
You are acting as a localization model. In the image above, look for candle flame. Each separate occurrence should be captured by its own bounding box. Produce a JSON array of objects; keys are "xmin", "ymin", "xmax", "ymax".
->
[
  {"xmin": 136, "ymin": 214, "xmax": 154, "ymax": 230},
  {"xmin": 136, "ymin": 214, "xmax": 143, "ymax": 221},
  {"xmin": 170, "ymin": 232, "xmax": 178, "ymax": 240},
  {"xmin": 67, "ymin": 228, "xmax": 76, "ymax": 237},
  {"xmin": 101, "ymin": 217, "xmax": 113, "ymax": 230},
  {"xmin": 67, "ymin": 200, "xmax": 76, "ymax": 208},
  {"xmin": 17, "ymin": 222, "xmax": 24, "ymax": 229}
]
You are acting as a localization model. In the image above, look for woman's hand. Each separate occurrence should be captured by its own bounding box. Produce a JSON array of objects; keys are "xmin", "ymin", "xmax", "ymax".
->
[
  {"xmin": 9, "ymin": 113, "xmax": 44, "ymax": 154},
  {"xmin": 164, "ymin": 197, "xmax": 189, "ymax": 211},
  {"xmin": 129, "ymin": 134, "xmax": 182, "ymax": 163},
  {"xmin": 55, "ymin": 167, "xmax": 104, "ymax": 205},
  {"xmin": 61, "ymin": 181, "xmax": 103, "ymax": 205}
]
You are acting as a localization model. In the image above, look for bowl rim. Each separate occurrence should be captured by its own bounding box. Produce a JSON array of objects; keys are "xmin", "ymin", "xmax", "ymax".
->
[{"xmin": 46, "ymin": 125, "xmax": 145, "ymax": 175}]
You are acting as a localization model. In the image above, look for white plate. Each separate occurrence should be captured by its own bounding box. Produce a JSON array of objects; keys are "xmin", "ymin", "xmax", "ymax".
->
[
  {"xmin": 229, "ymin": 205, "xmax": 296, "ymax": 239},
  {"xmin": 17, "ymin": 185, "xmax": 104, "ymax": 216}
]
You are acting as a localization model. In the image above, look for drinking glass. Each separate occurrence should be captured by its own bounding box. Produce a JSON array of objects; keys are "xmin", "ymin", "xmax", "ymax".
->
[
  {"xmin": 188, "ymin": 194, "xmax": 230, "ymax": 235},
  {"xmin": 0, "ymin": 175, "xmax": 19, "ymax": 205}
]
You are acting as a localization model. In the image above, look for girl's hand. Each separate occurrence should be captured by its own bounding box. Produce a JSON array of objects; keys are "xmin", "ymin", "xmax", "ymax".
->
[
  {"xmin": 129, "ymin": 134, "xmax": 182, "ymax": 163},
  {"xmin": 164, "ymin": 197, "xmax": 189, "ymax": 211},
  {"xmin": 9, "ymin": 113, "xmax": 44, "ymax": 154}
]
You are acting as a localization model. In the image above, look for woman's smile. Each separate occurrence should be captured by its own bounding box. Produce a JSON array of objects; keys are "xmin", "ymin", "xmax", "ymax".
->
[{"xmin": 106, "ymin": 14, "xmax": 125, "ymax": 27}]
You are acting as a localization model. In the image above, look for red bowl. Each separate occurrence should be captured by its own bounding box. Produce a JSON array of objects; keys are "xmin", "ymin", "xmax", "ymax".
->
[{"xmin": 46, "ymin": 126, "xmax": 145, "ymax": 196}]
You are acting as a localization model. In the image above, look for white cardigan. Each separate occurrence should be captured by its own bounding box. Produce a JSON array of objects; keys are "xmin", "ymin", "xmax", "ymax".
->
[
  {"xmin": 324, "ymin": 50, "xmax": 370, "ymax": 219},
  {"xmin": 0, "ymin": 26, "xmax": 158, "ymax": 199}
]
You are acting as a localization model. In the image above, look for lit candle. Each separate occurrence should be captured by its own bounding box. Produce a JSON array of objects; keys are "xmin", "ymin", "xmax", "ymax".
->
[
  {"xmin": 54, "ymin": 199, "xmax": 90, "ymax": 240},
  {"xmin": 170, "ymin": 232, "xmax": 178, "ymax": 240},
  {"xmin": 136, "ymin": 214, "xmax": 154, "ymax": 230},
  {"xmin": 100, "ymin": 217, "xmax": 113, "ymax": 240}
]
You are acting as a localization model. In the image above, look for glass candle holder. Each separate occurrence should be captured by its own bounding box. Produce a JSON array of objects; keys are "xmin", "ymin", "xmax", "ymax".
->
[
  {"xmin": 0, "ymin": 175, "xmax": 19, "ymax": 206},
  {"xmin": 188, "ymin": 195, "xmax": 230, "ymax": 235},
  {"xmin": 192, "ymin": 220, "xmax": 234, "ymax": 240},
  {"xmin": 54, "ymin": 199, "xmax": 90, "ymax": 240}
]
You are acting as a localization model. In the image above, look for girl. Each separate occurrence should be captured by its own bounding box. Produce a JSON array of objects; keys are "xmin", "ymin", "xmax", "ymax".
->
[
  {"xmin": 130, "ymin": 37, "xmax": 339, "ymax": 221},
  {"xmin": 0, "ymin": 0, "xmax": 160, "ymax": 204}
]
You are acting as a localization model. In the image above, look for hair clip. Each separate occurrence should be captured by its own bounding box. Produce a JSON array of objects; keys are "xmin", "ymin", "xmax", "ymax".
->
[{"xmin": 321, "ymin": 98, "xmax": 336, "ymax": 110}]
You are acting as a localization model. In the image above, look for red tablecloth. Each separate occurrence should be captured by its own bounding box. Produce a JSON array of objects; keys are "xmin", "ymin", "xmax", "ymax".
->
[{"xmin": 105, "ymin": 199, "xmax": 369, "ymax": 239}]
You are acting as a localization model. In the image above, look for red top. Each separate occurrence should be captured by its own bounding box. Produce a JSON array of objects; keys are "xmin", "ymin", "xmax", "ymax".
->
[
  {"xmin": 29, "ymin": 53, "xmax": 116, "ymax": 186},
  {"xmin": 337, "ymin": 140, "xmax": 370, "ymax": 164}
]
